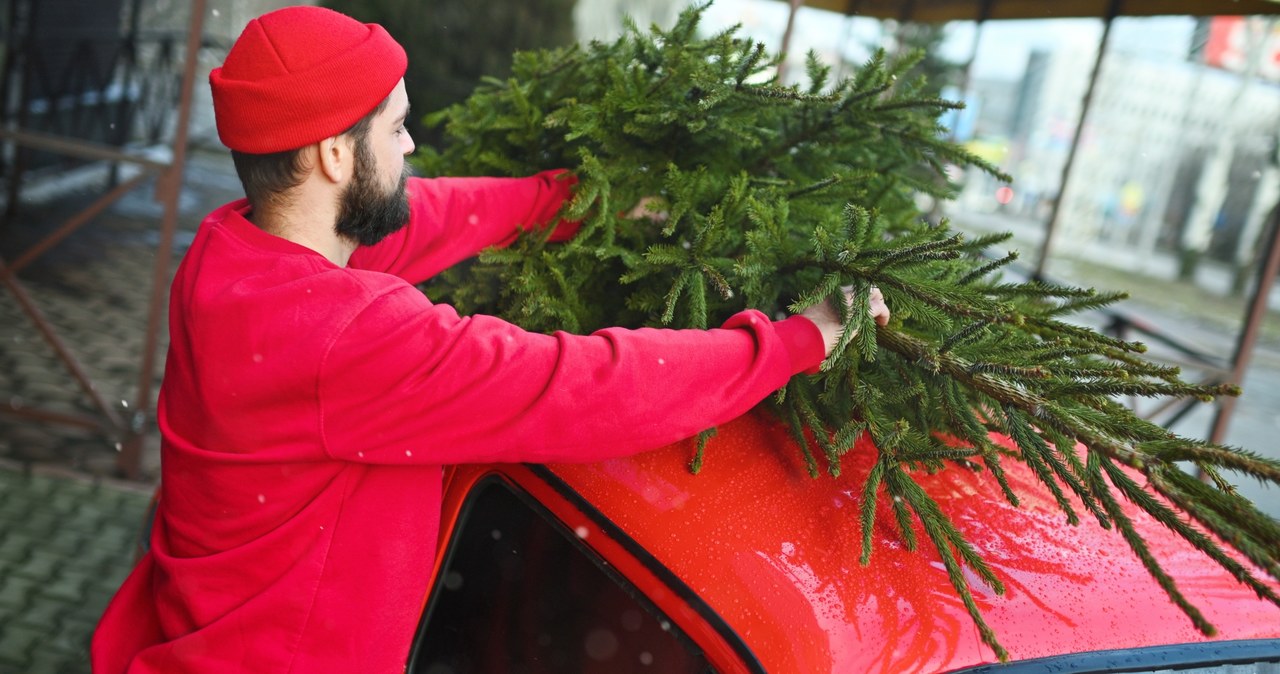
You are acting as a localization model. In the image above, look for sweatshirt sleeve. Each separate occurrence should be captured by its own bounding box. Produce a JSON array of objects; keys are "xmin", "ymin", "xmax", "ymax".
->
[
  {"xmin": 347, "ymin": 170, "xmax": 578, "ymax": 284},
  {"xmin": 317, "ymin": 286, "xmax": 824, "ymax": 466}
]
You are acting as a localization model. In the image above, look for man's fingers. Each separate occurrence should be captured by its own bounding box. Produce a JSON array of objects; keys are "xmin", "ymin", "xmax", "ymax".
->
[
  {"xmin": 873, "ymin": 303, "xmax": 890, "ymax": 327},
  {"xmin": 868, "ymin": 286, "xmax": 890, "ymax": 326}
]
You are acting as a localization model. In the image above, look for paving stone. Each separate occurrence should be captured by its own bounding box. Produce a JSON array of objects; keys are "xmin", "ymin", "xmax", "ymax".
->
[
  {"xmin": 0, "ymin": 465, "xmax": 153, "ymax": 671},
  {"xmin": 13, "ymin": 596, "xmax": 66, "ymax": 632},
  {"xmin": 62, "ymin": 502, "xmax": 111, "ymax": 531},
  {"xmin": 11, "ymin": 551, "xmax": 63, "ymax": 583},
  {"xmin": 62, "ymin": 531, "xmax": 132, "ymax": 568},
  {"xmin": 0, "ymin": 624, "xmax": 44, "ymax": 665},
  {"xmin": 41, "ymin": 489, "xmax": 84, "ymax": 517},
  {"xmin": 79, "ymin": 590, "xmax": 115, "ymax": 624},
  {"xmin": 0, "ymin": 576, "xmax": 38, "ymax": 609},
  {"xmin": 21, "ymin": 650, "xmax": 85, "ymax": 674},
  {"xmin": 0, "ymin": 492, "xmax": 33, "ymax": 518},
  {"xmin": 17, "ymin": 474, "xmax": 59, "ymax": 497},
  {"xmin": 0, "ymin": 532, "xmax": 38, "ymax": 560},
  {"xmin": 36, "ymin": 569, "xmax": 89, "ymax": 604},
  {"xmin": 48, "ymin": 617, "xmax": 95, "ymax": 655},
  {"xmin": 20, "ymin": 509, "xmax": 60, "ymax": 536}
]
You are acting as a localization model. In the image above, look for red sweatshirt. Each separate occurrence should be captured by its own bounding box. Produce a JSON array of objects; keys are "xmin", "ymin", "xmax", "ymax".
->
[{"xmin": 91, "ymin": 170, "xmax": 824, "ymax": 673}]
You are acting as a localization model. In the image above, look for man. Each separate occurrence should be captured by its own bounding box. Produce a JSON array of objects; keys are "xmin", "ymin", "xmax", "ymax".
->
[{"xmin": 91, "ymin": 6, "xmax": 888, "ymax": 673}]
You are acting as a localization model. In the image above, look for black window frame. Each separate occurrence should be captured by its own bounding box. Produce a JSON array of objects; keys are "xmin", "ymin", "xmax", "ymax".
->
[
  {"xmin": 406, "ymin": 472, "xmax": 722, "ymax": 673},
  {"xmin": 951, "ymin": 639, "xmax": 1280, "ymax": 673}
]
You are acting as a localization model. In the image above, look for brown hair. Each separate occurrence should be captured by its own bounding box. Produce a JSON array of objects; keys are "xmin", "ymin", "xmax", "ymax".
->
[{"xmin": 230, "ymin": 95, "xmax": 391, "ymax": 211}]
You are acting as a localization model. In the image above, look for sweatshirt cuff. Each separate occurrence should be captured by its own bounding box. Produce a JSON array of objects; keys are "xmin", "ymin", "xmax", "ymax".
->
[{"xmin": 774, "ymin": 315, "xmax": 825, "ymax": 375}]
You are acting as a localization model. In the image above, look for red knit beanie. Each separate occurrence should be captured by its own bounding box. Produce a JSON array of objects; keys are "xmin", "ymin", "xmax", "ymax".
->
[{"xmin": 209, "ymin": 6, "xmax": 407, "ymax": 154}]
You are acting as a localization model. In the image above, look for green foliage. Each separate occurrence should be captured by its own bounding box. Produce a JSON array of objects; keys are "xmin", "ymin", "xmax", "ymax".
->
[{"xmin": 416, "ymin": 5, "xmax": 1280, "ymax": 660}]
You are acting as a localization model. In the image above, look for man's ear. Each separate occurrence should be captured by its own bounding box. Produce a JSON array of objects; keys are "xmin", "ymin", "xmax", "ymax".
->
[{"xmin": 316, "ymin": 134, "xmax": 353, "ymax": 184}]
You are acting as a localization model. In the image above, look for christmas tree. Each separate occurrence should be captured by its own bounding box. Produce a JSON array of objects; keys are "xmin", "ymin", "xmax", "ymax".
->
[{"xmin": 415, "ymin": 4, "xmax": 1280, "ymax": 659}]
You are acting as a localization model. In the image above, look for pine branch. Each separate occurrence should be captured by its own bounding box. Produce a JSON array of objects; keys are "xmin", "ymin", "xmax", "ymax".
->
[
  {"xmin": 419, "ymin": 3, "xmax": 1280, "ymax": 660},
  {"xmin": 883, "ymin": 463, "xmax": 1009, "ymax": 661},
  {"xmin": 1088, "ymin": 454, "xmax": 1218, "ymax": 635},
  {"xmin": 1148, "ymin": 467, "xmax": 1280, "ymax": 581},
  {"xmin": 1098, "ymin": 458, "xmax": 1280, "ymax": 612}
]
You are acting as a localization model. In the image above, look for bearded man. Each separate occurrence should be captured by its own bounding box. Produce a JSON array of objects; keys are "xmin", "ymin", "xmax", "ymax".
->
[{"xmin": 91, "ymin": 6, "xmax": 887, "ymax": 673}]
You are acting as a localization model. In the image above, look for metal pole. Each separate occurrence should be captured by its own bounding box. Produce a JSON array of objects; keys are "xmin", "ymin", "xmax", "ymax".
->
[
  {"xmin": 1209, "ymin": 200, "xmax": 1280, "ymax": 444},
  {"xmin": 0, "ymin": 256, "xmax": 127, "ymax": 431},
  {"xmin": 959, "ymin": 0, "xmax": 994, "ymax": 100},
  {"xmin": 898, "ymin": 0, "xmax": 917, "ymax": 22},
  {"xmin": 778, "ymin": 0, "xmax": 805, "ymax": 82},
  {"xmin": 1033, "ymin": 0, "xmax": 1122, "ymax": 279},
  {"xmin": 949, "ymin": 0, "xmax": 992, "ymax": 144},
  {"xmin": 118, "ymin": 0, "xmax": 206, "ymax": 478},
  {"xmin": 0, "ymin": 127, "xmax": 171, "ymax": 171},
  {"xmin": 5, "ymin": 173, "xmax": 149, "ymax": 275},
  {"xmin": 0, "ymin": 405, "xmax": 108, "ymax": 432}
]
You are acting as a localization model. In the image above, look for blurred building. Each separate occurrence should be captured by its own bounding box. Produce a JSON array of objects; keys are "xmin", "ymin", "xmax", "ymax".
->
[
  {"xmin": 962, "ymin": 37, "xmax": 1280, "ymax": 267},
  {"xmin": 574, "ymin": 0, "xmax": 686, "ymax": 43}
]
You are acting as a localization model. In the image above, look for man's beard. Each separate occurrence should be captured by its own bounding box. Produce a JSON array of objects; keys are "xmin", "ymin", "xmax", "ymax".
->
[{"xmin": 334, "ymin": 141, "xmax": 412, "ymax": 247}]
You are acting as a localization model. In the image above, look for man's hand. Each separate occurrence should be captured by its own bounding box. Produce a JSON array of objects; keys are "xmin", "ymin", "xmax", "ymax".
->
[
  {"xmin": 801, "ymin": 286, "xmax": 890, "ymax": 358},
  {"xmin": 624, "ymin": 196, "xmax": 668, "ymax": 223}
]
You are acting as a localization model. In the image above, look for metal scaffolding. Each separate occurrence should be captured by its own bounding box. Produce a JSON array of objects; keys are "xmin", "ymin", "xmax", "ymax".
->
[{"xmin": 0, "ymin": 0, "xmax": 207, "ymax": 478}]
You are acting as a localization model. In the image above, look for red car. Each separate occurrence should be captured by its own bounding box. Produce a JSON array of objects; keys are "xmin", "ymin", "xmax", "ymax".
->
[{"xmin": 407, "ymin": 412, "xmax": 1280, "ymax": 673}]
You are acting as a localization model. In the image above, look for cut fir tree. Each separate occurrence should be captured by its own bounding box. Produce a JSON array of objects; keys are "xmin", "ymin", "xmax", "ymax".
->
[{"xmin": 415, "ymin": 2, "xmax": 1280, "ymax": 661}]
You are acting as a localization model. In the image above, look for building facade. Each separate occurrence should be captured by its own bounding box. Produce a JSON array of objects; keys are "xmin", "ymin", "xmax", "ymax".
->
[{"xmin": 967, "ymin": 43, "xmax": 1280, "ymax": 266}]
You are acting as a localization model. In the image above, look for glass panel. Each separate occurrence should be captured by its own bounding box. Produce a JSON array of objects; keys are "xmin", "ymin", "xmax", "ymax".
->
[{"xmin": 412, "ymin": 479, "xmax": 712, "ymax": 674}]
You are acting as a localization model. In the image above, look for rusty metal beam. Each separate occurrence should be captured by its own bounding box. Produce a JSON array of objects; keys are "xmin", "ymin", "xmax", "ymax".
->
[
  {"xmin": 0, "ymin": 255, "xmax": 127, "ymax": 431},
  {"xmin": 1210, "ymin": 201, "xmax": 1280, "ymax": 445},
  {"xmin": 0, "ymin": 127, "xmax": 171, "ymax": 173},
  {"xmin": 0, "ymin": 1, "xmax": 205, "ymax": 479},
  {"xmin": 1033, "ymin": 0, "xmax": 1122, "ymax": 278},
  {"xmin": 118, "ymin": 0, "xmax": 207, "ymax": 479},
  {"xmin": 3, "ymin": 172, "xmax": 148, "ymax": 276},
  {"xmin": 0, "ymin": 404, "xmax": 108, "ymax": 432}
]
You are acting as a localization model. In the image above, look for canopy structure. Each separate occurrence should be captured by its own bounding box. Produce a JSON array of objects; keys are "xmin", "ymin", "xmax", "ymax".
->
[
  {"xmin": 775, "ymin": 0, "xmax": 1280, "ymax": 448},
  {"xmin": 801, "ymin": 0, "xmax": 1280, "ymax": 21}
]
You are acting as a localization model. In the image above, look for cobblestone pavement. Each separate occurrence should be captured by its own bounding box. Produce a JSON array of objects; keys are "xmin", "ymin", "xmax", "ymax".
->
[
  {"xmin": 0, "ymin": 467, "xmax": 150, "ymax": 674},
  {"xmin": 0, "ymin": 148, "xmax": 240, "ymax": 674},
  {"xmin": 1, "ymin": 149, "xmax": 243, "ymax": 477}
]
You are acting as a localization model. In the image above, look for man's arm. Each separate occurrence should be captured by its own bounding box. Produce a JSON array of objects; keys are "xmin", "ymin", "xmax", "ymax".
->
[
  {"xmin": 347, "ymin": 169, "xmax": 577, "ymax": 283},
  {"xmin": 317, "ymin": 286, "xmax": 825, "ymax": 466}
]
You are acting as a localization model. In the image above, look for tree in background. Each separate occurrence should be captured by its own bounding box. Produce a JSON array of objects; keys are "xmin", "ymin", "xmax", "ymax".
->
[
  {"xmin": 892, "ymin": 21, "xmax": 961, "ymax": 98},
  {"xmin": 321, "ymin": 0, "xmax": 575, "ymax": 147},
  {"xmin": 417, "ymin": 5, "xmax": 1280, "ymax": 659}
]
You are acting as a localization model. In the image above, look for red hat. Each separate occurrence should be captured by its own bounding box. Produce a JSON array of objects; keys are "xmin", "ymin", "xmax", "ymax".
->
[{"xmin": 209, "ymin": 6, "xmax": 407, "ymax": 154}]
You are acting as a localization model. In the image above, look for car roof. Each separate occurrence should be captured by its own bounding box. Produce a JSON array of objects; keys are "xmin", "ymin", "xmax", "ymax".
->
[{"xmin": 546, "ymin": 411, "xmax": 1280, "ymax": 673}]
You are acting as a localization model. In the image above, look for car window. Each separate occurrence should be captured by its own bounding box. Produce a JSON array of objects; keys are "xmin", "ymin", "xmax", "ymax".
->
[{"xmin": 409, "ymin": 478, "xmax": 713, "ymax": 674}]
